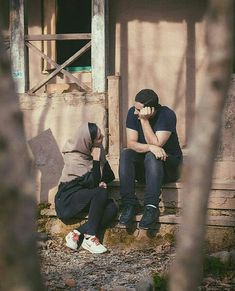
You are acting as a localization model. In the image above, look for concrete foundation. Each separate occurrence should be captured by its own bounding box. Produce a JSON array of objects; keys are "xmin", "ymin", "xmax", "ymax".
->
[{"xmin": 39, "ymin": 215, "xmax": 235, "ymax": 252}]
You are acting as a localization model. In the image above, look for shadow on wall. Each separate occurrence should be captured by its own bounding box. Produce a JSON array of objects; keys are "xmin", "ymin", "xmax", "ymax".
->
[
  {"xmin": 28, "ymin": 128, "xmax": 64, "ymax": 203},
  {"xmin": 109, "ymin": 0, "xmax": 207, "ymax": 147}
]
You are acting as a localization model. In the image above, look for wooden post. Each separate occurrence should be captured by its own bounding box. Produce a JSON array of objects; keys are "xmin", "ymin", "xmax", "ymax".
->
[
  {"xmin": 107, "ymin": 75, "xmax": 121, "ymax": 155},
  {"xmin": 10, "ymin": 0, "xmax": 27, "ymax": 93},
  {"xmin": 107, "ymin": 75, "xmax": 121, "ymax": 176},
  {"xmin": 43, "ymin": 0, "xmax": 56, "ymax": 72},
  {"xmin": 92, "ymin": 0, "xmax": 108, "ymax": 93}
]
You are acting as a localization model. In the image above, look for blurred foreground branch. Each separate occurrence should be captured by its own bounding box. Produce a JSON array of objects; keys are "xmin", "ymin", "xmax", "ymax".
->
[
  {"xmin": 0, "ymin": 18, "xmax": 44, "ymax": 291},
  {"xmin": 170, "ymin": 1, "xmax": 233, "ymax": 291}
]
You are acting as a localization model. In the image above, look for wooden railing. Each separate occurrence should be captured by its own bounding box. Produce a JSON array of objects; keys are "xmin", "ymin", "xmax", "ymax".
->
[
  {"xmin": 25, "ymin": 33, "xmax": 91, "ymax": 41},
  {"xmin": 5, "ymin": 33, "xmax": 92, "ymax": 94},
  {"xmin": 26, "ymin": 33, "xmax": 92, "ymax": 94}
]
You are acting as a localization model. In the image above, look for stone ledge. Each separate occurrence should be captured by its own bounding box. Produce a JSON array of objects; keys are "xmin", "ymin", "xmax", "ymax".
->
[
  {"xmin": 108, "ymin": 181, "xmax": 235, "ymax": 210},
  {"xmin": 43, "ymin": 179, "xmax": 235, "ymax": 217},
  {"xmin": 109, "ymin": 179, "xmax": 235, "ymax": 190},
  {"xmin": 40, "ymin": 208, "xmax": 235, "ymax": 228}
]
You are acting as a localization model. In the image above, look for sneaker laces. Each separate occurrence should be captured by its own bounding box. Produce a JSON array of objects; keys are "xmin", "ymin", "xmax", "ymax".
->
[
  {"xmin": 144, "ymin": 207, "xmax": 155, "ymax": 218},
  {"xmin": 122, "ymin": 204, "xmax": 133, "ymax": 214},
  {"xmin": 91, "ymin": 236, "xmax": 100, "ymax": 246},
  {"xmin": 72, "ymin": 231, "xmax": 79, "ymax": 242}
]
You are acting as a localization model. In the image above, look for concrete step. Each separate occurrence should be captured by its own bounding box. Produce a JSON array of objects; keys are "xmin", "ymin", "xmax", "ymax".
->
[
  {"xmin": 41, "ymin": 207, "xmax": 235, "ymax": 228},
  {"xmin": 40, "ymin": 179, "xmax": 235, "ymax": 251},
  {"xmin": 108, "ymin": 155, "xmax": 235, "ymax": 182},
  {"xmin": 109, "ymin": 179, "xmax": 235, "ymax": 211},
  {"xmin": 39, "ymin": 208, "xmax": 235, "ymax": 251},
  {"xmin": 47, "ymin": 179, "xmax": 235, "ymax": 212}
]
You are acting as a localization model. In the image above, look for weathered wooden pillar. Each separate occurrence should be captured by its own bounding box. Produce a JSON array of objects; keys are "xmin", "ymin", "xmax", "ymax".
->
[
  {"xmin": 92, "ymin": 0, "xmax": 108, "ymax": 93},
  {"xmin": 107, "ymin": 75, "xmax": 121, "ymax": 176},
  {"xmin": 10, "ymin": 0, "xmax": 27, "ymax": 93}
]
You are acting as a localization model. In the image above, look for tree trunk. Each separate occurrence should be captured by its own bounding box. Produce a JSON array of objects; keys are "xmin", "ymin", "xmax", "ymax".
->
[
  {"xmin": 0, "ymin": 20, "xmax": 44, "ymax": 291},
  {"xmin": 169, "ymin": 1, "xmax": 233, "ymax": 290}
]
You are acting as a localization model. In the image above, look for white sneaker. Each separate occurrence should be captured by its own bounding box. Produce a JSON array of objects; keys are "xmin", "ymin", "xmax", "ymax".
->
[
  {"xmin": 65, "ymin": 230, "xmax": 81, "ymax": 250},
  {"xmin": 81, "ymin": 235, "xmax": 107, "ymax": 254}
]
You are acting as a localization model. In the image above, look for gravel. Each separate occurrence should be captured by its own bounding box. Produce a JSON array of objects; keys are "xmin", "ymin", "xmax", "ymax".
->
[{"xmin": 38, "ymin": 236, "xmax": 235, "ymax": 291}]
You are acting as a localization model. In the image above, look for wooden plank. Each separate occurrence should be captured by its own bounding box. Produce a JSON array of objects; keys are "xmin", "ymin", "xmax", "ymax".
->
[
  {"xmin": 42, "ymin": 0, "xmax": 56, "ymax": 71},
  {"xmin": 134, "ymin": 214, "xmax": 235, "ymax": 227},
  {"xmin": 108, "ymin": 180, "xmax": 235, "ymax": 210},
  {"xmin": 25, "ymin": 34, "xmax": 92, "ymax": 41},
  {"xmin": 109, "ymin": 180, "xmax": 235, "ymax": 190},
  {"xmin": 107, "ymin": 75, "xmax": 121, "ymax": 156},
  {"xmin": 164, "ymin": 188, "xmax": 235, "ymax": 210},
  {"xmin": 206, "ymin": 216, "xmax": 235, "ymax": 227},
  {"xmin": 28, "ymin": 41, "xmax": 91, "ymax": 94},
  {"xmin": 208, "ymin": 190, "xmax": 235, "ymax": 209},
  {"xmin": 40, "ymin": 208, "xmax": 235, "ymax": 228},
  {"xmin": 105, "ymin": 0, "xmax": 109, "ymax": 82},
  {"xmin": 10, "ymin": 0, "xmax": 27, "ymax": 93},
  {"xmin": 92, "ymin": 0, "xmax": 106, "ymax": 92},
  {"xmin": 211, "ymin": 180, "xmax": 235, "ymax": 190},
  {"xmin": 26, "ymin": 42, "xmax": 91, "ymax": 91}
]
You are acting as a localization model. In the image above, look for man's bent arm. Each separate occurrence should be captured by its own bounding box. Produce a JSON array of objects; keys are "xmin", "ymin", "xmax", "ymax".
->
[
  {"xmin": 140, "ymin": 119, "xmax": 171, "ymax": 147},
  {"xmin": 126, "ymin": 128, "xmax": 150, "ymax": 153},
  {"xmin": 126, "ymin": 128, "xmax": 168, "ymax": 160}
]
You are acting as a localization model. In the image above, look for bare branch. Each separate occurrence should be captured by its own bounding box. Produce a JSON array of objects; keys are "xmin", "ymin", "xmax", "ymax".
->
[
  {"xmin": 0, "ymin": 14, "xmax": 44, "ymax": 291},
  {"xmin": 169, "ymin": 1, "xmax": 234, "ymax": 290}
]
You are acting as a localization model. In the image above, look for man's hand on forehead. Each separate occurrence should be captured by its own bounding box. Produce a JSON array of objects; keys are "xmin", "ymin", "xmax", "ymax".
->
[{"xmin": 138, "ymin": 106, "xmax": 155, "ymax": 120}]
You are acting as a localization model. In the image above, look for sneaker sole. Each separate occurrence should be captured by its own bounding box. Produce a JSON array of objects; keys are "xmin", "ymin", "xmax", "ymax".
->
[
  {"xmin": 65, "ymin": 242, "xmax": 78, "ymax": 251},
  {"xmin": 81, "ymin": 243, "xmax": 107, "ymax": 254},
  {"xmin": 138, "ymin": 222, "xmax": 156, "ymax": 230},
  {"xmin": 139, "ymin": 225, "xmax": 151, "ymax": 230}
]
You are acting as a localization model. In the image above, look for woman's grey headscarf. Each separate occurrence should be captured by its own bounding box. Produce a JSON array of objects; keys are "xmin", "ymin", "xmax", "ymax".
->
[{"xmin": 60, "ymin": 123, "xmax": 106, "ymax": 183}]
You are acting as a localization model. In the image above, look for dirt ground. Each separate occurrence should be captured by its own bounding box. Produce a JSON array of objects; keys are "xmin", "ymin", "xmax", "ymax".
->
[{"xmin": 38, "ymin": 235, "xmax": 235, "ymax": 290}]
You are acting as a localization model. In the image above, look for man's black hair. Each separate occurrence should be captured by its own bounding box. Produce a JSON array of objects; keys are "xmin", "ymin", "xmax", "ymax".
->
[
  {"xmin": 135, "ymin": 89, "xmax": 159, "ymax": 108},
  {"xmin": 88, "ymin": 122, "xmax": 98, "ymax": 142}
]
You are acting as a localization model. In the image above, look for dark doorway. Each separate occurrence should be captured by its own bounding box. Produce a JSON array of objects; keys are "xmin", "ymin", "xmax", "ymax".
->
[{"xmin": 56, "ymin": 0, "xmax": 91, "ymax": 71}]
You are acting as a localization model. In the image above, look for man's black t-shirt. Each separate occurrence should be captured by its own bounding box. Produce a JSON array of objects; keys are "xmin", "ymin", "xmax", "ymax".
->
[{"xmin": 126, "ymin": 105, "xmax": 182, "ymax": 158}]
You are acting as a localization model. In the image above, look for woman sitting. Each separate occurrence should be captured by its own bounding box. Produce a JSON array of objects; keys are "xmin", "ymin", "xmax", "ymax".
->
[{"xmin": 55, "ymin": 122, "xmax": 118, "ymax": 254}]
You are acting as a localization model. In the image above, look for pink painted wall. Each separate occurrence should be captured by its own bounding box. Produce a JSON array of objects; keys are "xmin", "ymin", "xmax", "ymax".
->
[{"xmin": 109, "ymin": 0, "xmax": 208, "ymax": 149}]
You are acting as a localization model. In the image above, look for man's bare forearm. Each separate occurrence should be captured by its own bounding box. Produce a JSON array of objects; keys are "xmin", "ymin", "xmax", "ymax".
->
[
  {"xmin": 127, "ymin": 140, "xmax": 150, "ymax": 153},
  {"xmin": 127, "ymin": 141, "xmax": 167, "ymax": 161},
  {"xmin": 140, "ymin": 119, "xmax": 161, "ymax": 146}
]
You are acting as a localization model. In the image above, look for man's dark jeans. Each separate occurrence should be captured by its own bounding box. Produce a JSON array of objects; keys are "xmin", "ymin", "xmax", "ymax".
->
[{"xmin": 119, "ymin": 148, "xmax": 182, "ymax": 207}]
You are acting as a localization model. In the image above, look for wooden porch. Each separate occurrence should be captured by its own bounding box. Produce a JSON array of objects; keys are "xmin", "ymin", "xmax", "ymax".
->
[{"xmin": 8, "ymin": 0, "xmax": 108, "ymax": 94}]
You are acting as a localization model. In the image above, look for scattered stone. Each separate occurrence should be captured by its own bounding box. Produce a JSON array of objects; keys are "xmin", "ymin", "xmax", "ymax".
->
[
  {"xmin": 135, "ymin": 276, "xmax": 154, "ymax": 291},
  {"xmin": 210, "ymin": 251, "xmax": 231, "ymax": 265},
  {"xmin": 64, "ymin": 278, "xmax": 77, "ymax": 288},
  {"xmin": 39, "ymin": 236, "xmax": 235, "ymax": 290}
]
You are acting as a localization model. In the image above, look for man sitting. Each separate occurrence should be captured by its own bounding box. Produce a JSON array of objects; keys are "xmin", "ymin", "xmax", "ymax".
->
[{"xmin": 119, "ymin": 89, "xmax": 183, "ymax": 229}]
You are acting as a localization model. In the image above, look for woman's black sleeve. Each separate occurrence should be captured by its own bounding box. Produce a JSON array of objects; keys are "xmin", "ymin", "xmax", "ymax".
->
[
  {"xmin": 91, "ymin": 160, "xmax": 101, "ymax": 187},
  {"xmin": 75, "ymin": 161, "xmax": 101, "ymax": 189},
  {"xmin": 101, "ymin": 161, "xmax": 115, "ymax": 184}
]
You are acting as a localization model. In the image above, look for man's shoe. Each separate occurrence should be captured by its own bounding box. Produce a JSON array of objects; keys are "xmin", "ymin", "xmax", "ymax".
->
[
  {"xmin": 81, "ymin": 235, "xmax": 107, "ymax": 254},
  {"xmin": 65, "ymin": 230, "xmax": 82, "ymax": 250},
  {"xmin": 119, "ymin": 204, "xmax": 137, "ymax": 225},
  {"xmin": 139, "ymin": 206, "xmax": 160, "ymax": 230}
]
